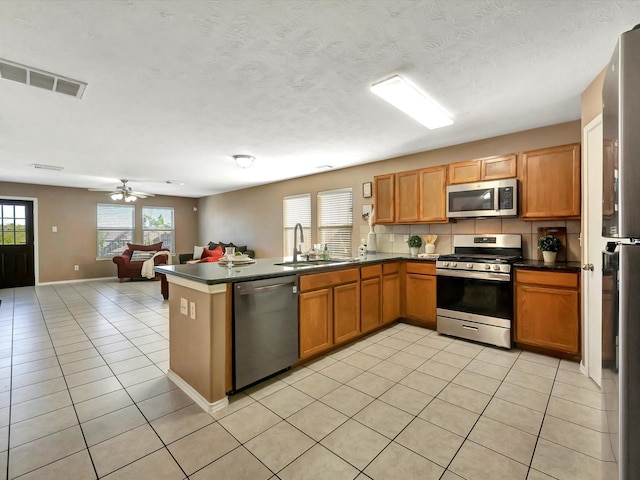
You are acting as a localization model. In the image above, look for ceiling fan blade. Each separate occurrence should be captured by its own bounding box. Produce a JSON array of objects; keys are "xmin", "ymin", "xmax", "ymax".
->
[{"xmin": 88, "ymin": 188, "xmax": 116, "ymax": 192}]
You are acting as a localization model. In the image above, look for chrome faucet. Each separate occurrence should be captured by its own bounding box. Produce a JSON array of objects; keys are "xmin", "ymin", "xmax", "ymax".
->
[{"xmin": 292, "ymin": 223, "xmax": 304, "ymax": 263}]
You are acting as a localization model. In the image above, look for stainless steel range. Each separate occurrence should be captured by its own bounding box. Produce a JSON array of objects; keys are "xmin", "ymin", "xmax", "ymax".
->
[{"xmin": 436, "ymin": 234, "xmax": 522, "ymax": 349}]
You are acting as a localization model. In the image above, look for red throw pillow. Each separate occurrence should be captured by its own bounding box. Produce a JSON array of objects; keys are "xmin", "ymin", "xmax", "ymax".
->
[{"xmin": 200, "ymin": 245, "xmax": 223, "ymax": 261}]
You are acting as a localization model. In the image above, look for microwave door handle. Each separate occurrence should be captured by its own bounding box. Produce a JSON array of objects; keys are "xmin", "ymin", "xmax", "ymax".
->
[{"xmin": 494, "ymin": 188, "xmax": 499, "ymax": 211}]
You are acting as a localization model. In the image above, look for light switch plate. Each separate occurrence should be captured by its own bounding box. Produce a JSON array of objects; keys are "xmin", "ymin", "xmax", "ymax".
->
[{"xmin": 190, "ymin": 301, "xmax": 196, "ymax": 320}]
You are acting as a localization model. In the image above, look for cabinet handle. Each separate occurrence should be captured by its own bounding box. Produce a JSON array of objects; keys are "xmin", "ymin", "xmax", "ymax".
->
[
  {"xmin": 582, "ymin": 263, "xmax": 594, "ymax": 271},
  {"xmin": 462, "ymin": 325, "xmax": 479, "ymax": 331}
]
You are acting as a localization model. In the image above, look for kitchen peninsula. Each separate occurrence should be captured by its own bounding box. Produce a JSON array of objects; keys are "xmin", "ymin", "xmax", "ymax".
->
[{"xmin": 155, "ymin": 254, "xmax": 414, "ymax": 413}]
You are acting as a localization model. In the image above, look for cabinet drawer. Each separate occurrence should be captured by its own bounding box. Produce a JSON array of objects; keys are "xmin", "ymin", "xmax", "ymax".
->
[
  {"xmin": 361, "ymin": 264, "xmax": 382, "ymax": 279},
  {"xmin": 516, "ymin": 269, "xmax": 578, "ymax": 289},
  {"xmin": 406, "ymin": 262, "xmax": 436, "ymax": 275},
  {"xmin": 383, "ymin": 262, "xmax": 400, "ymax": 275},
  {"xmin": 300, "ymin": 268, "xmax": 359, "ymax": 291}
]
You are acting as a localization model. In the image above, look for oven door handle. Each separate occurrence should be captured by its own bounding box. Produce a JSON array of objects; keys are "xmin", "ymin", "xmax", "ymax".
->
[{"xmin": 436, "ymin": 269, "xmax": 511, "ymax": 282}]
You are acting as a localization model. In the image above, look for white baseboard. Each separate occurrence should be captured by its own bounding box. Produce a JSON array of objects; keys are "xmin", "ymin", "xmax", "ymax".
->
[
  {"xmin": 167, "ymin": 369, "xmax": 229, "ymax": 414},
  {"xmin": 37, "ymin": 276, "xmax": 117, "ymax": 286}
]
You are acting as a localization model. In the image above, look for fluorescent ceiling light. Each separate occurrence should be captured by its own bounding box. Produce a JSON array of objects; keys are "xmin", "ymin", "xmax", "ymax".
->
[{"xmin": 370, "ymin": 75, "xmax": 453, "ymax": 129}]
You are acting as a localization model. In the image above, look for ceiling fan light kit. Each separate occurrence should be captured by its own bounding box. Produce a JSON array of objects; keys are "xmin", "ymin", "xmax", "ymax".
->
[{"xmin": 89, "ymin": 179, "xmax": 154, "ymax": 202}]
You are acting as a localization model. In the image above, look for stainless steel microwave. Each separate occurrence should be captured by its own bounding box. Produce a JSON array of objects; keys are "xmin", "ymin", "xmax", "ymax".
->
[{"xmin": 446, "ymin": 178, "xmax": 518, "ymax": 218}]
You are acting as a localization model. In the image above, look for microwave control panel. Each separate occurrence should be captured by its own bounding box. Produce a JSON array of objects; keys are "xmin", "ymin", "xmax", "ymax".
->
[{"xmin": 498, "ymin": 186, "xmax": 514, "ymax": 209}]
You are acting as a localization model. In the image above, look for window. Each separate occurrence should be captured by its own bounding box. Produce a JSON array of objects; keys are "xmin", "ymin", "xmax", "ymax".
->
[
  {"xmin": 97, "ymin": 204, "xmax": 134, "ymax": 257},
  {"xmin": 142, "ymin": 207, "xmax": 174, "ymax": 252},
  {"xmin": 1, "ymin": 203, "xmax": 26, "ymax": 245},
  {"xmin": 283, "ymin": 194, "xmax": 311, "ymax": 257},
  {"xmin": 318, "ymin": 187, "xmax": 353, "ymax": 258}
]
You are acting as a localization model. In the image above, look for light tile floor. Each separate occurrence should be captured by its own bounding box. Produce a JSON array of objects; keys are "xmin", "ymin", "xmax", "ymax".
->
[{"xmin": 0, "ymin": 279, "xmax": 616, "ymax": 479}]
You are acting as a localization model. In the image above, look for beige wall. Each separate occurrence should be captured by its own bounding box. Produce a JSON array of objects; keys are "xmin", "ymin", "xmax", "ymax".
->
[
  {"xmin": 199, "ymin": 120, "xmax": 581, "ymax": 260},
  {"xmin": 581, "ymin": 67, "xmax": 607, "ymax": 129},
  {"xmin": 0, "ymin": 182, "xmax": 199, "ymax": 283}
]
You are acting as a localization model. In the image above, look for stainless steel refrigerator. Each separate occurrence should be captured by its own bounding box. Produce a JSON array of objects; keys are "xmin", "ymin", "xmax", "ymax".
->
[{"xmin": 602, "ymin": 23, "xmax": 640, "ymax": 480}]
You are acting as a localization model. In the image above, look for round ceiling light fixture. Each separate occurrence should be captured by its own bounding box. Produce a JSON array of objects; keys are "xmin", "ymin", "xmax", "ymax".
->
[{"xmin": 233, "ymin": 154, "xmax": 255, "ymax": 168}]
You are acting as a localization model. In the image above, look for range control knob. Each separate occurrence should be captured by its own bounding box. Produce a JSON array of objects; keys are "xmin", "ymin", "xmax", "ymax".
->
[
  {"xmin": 484, "ymin": 264, "xmax": 491, "ymax": 270},
  {"xmin": 451, "ymin": 262, "xmax": 458, "ymax": 267},
  {"xmin": 466, "ymin": 263, "xmax": 473, "ymax": 269},
  {"xmin": 493, "ymin": 264, "xmax": 501, "ymax": 271}
]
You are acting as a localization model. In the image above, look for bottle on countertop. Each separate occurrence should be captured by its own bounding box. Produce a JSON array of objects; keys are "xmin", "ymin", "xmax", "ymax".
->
[
  {"xmin": 358, "ymin": 239, "xmax": 367, "ymax": 258},
  {"xmin": 322, "ymin": 244, "xmax": 330, "ymax": 260}
]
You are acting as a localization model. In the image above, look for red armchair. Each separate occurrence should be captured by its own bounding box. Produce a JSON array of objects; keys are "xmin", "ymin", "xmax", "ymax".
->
[{"xmin": 112, "ymin": 242, "xmax": 170, "ymax": 282}]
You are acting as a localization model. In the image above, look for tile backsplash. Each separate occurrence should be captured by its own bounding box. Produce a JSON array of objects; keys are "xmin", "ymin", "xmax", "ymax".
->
[{"xmin": 361, "ymin": 218, "xmax": 581, "ymax": 261}]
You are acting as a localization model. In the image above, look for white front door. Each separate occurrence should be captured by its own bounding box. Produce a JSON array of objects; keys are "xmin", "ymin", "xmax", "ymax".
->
[{"xmin": 582, "ymin": 114, "xmax": 603, "ymax": 386}]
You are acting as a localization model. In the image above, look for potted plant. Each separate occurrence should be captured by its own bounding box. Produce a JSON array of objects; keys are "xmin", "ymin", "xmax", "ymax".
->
[
  {"xmin": 538, "ymin": 234, "xmax": 562, "ymax": 263},
  {"xmin": 407, "ymin": 235, "xmax": 423, "ymax": 256}
]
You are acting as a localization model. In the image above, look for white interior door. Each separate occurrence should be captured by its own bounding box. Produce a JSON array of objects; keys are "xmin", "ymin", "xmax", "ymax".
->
[{"xmin": 582, "ymin": 114, "xmax": 603, "ymax": 386}]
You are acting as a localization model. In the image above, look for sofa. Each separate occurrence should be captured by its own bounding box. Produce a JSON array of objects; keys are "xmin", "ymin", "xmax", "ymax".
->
[
  {"xmin": 179, "ymin": 241, "xmax": 255, "ymax": 264},
  {"xmin": 112, "ymin": 242, "xmax": 170, "ymax": 282}
]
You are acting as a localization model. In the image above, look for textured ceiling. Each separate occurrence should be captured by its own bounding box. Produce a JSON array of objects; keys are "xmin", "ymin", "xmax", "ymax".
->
[{"xmin": 1, "ymin": 0, "xmax": 639, "ymax": 198}]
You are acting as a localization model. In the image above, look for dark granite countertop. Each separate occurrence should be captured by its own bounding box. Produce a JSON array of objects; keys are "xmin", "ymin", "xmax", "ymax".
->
[
  {"xmin": 155, "ymin": 253, "xmax": 438, "ymax": 285},
  {"xmin": 514, "ymin": 259, "xmax": 582, "ymax": 273}
]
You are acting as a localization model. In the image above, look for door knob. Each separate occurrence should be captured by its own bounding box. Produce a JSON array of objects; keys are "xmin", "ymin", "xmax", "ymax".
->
[{"xmin": 582, "ymin": 263, "xmax": 594, "ymax": 271}]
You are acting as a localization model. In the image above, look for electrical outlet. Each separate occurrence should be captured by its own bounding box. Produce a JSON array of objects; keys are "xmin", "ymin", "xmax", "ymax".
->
[
  {"xmin": 74, "ymin": 265, "xmax": 79, "ymax": 271},
  {"xmin": 190, "ymin": 301, "xmax": 196, "ymax": 320},
  {"xmin": 404, "ymin": 235, "xmax": 409, "ymax": 242},
  {"xmin": 180, "ymin": 298, "xmax": 188, "ymax": 315},
  {"xmin": 389, "ymin": 234, "xmax": 395, "ymax": 242}
]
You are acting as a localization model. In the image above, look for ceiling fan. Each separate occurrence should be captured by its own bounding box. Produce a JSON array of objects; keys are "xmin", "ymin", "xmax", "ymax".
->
[{"xmin": 88, "ymin": 179, "xmax": 155, "ymax": 202}]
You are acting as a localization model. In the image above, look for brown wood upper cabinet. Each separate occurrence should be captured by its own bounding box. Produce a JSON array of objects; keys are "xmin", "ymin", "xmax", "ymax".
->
[
  {"xmin": 373, "ymin": 174, "xmax": 395, "ymax": 224},
  {"xmin": 448, "ymin": 154, "xmax": 517, "ymax": 185},
  {"xmin": 419, "ymin": 166, "xmax": 447, "ymax": 222},
  {"xmin": 395, "ymin": 170, "xmax": 420, "ymax": 223},
  {"xmin": 519, "ymin": 144, "xmax": 581, "ymax": 220},
  {"xmin": 375, "ymin": 165, "xmax": 447, "ymax": 224}
]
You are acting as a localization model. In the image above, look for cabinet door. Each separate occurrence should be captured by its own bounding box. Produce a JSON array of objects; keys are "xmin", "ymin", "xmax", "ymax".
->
[
  {"xmin": 395, "ymin": 170, "xmax": 420, "ymax": 223},
  {"xmin": 374, "ymin": 174, "xmax": 395, "ymax": 223},
  {"xmin": 361, "ymin": 276, "xmax": 381, "ymax": 334},
  {"xmin": 520, "ymin": 144, "xmax": 581, "ymax": 219},
  {"xmin": 447, "ymin": 160, "xmax": 481, "ymax": 185},
  {"xmin": 299, "ymin": 288, "xmax": 333, "ymax": 359},
  {"xmin": 405, "ymin": 274, "xmax": 437, "ymax": 327},
  {"xmin": 481, "ymin": 154, "xmax": 517, "ymax": 180},
  {"xmin": 419, "ymin": 166, "xmax": 447, "ymax": 222},
  {"xmin": 515, "ymin": 284, "xmax": 579, "ymax": 354},
  {"xmin": 334, "ymin": 281, "xmax": 360, "ymax": 345},
  {"xmin": 382, "ymin": 273, "xmax": 401, "ymax": 324}
]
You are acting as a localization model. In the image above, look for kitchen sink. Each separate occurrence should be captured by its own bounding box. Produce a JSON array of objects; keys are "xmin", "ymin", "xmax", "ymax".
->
[{"xmin": 274, "ymin": 259, "xmax": 348, "ymax": 268}]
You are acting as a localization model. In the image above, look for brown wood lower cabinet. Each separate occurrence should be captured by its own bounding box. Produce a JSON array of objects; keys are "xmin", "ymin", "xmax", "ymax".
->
[
  {"xmin": 382, "ymin": 262, "xmax": 401, "ymax": 324},
  {"xmin": 515, "ymin": 269, "xmax": 580, "ymax": 356},
  {"xmin": 299, "ymin": 268, "xmax": 360, "ymax": 360},
  {"xmin": 334, "ymin": 281, "xmax": 360, "ymax": 344},
  {"xmin": 405, "ymin": 261, "xmax": 437, "ymax": 328},
  {"xmin": 299, "ymin": 288, "xmax": 333, "ymax": 359},
  {"xmin": 361, "ymin": 264, "xmax": 382, "ymax": 334}
]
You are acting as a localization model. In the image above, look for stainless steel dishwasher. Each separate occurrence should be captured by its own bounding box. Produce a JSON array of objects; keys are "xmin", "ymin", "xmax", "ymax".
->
[{"xmin": 233, "ymin": 275, "xmax": 299, "ymax": 391}]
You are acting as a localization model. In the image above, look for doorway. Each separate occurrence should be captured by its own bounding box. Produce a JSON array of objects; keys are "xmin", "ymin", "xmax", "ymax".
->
[{"xmin": 0, "ymin": 199, "xmax": 35, "ymax": 288}]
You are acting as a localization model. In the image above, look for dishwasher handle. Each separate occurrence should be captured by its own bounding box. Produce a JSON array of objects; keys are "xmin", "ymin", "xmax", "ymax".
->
[{"xmin": 235, "ymin": 282, "xmax": 297, "ymax": 295}]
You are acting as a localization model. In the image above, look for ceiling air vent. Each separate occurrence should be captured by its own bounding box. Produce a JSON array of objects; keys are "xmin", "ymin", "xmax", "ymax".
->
[{"xmin": 0, "ymin": 58, "xmax": 87, "ymax": 98}]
